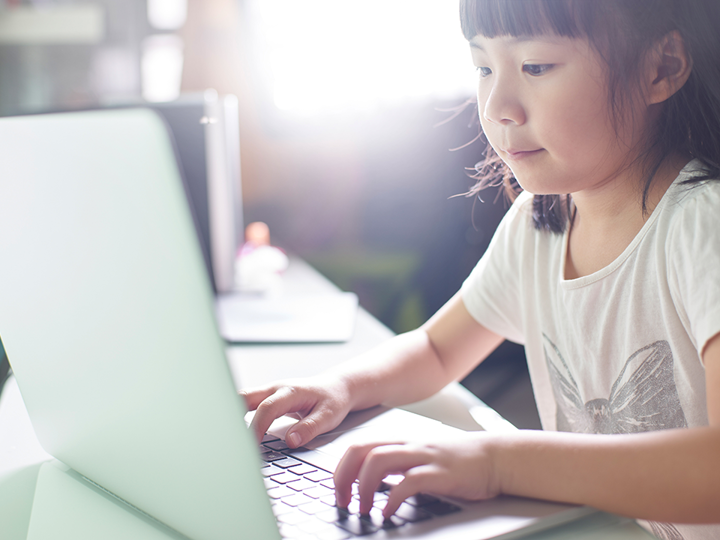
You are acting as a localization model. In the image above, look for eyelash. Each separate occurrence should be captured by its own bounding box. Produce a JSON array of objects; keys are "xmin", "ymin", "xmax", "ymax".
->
[
  {"xmin": 523, "ymin": 64, "xmax": 553, "ymax": 76},
  {"xmin": 475, "ymin": 64, "xmax": 554, "ymax": 78}
]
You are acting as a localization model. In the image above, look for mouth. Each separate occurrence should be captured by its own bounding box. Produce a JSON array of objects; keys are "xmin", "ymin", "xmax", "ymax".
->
[{"xmin": 501, "ymin": 148, "xmax": 544, "ymax": 161}]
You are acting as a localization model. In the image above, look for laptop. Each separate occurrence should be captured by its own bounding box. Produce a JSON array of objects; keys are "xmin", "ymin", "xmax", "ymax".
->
[{"xmin": 0, "ymin": 109, "xmax": 592, "ymax": 540}]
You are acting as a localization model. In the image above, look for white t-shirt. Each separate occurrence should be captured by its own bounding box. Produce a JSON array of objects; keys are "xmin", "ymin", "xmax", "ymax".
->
[{"xmin": 461, "ymin": 160, "xmax": 720, "ymax": 540}]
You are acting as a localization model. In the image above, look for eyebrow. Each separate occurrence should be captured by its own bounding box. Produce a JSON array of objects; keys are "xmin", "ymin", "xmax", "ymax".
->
[{"xmin": 470, "ymin": 35, "xmax": 563, "ymax": 51}]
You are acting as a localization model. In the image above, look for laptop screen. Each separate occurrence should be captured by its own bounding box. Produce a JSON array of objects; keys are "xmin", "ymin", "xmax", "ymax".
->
[{"xmin": 0, "ymin": 109, "xmax": 277, "ymax": 540}]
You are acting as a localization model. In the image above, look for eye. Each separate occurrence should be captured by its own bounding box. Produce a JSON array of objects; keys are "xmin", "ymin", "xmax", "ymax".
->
[
  {"xmin": 475, "ymin": 66, "xmax": 492, "ymax": 78},
  {"xmin": 523, "ymin": 64, "xmax": 553, "ymax": 76}
]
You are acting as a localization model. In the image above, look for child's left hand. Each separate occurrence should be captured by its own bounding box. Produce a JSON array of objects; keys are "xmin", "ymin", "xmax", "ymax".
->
[{"xmin": 333, "ymin": 433, "xmax": 502, "ymax": 518}]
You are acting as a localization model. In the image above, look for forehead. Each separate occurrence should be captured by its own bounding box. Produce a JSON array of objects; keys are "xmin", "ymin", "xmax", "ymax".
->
[
  {"xmin": 468, "ymin": 33, "xmax": 591, "ymax": 60},
  {"xmin": 469, "ymin": 33, "xmax": 571, "ymax": 51}
]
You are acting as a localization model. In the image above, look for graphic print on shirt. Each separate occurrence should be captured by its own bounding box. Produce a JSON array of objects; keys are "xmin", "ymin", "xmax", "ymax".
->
[
  {"xmin": 543, "ymin": 335, "xmax": 688, "ymax": 434},
  {"xmin": 544, "ymin": 336, "xmax": 689, "ymax": 540},
  {"xmin": 646, "ymin": 521, "xmax": 685, "ymax": 540}
]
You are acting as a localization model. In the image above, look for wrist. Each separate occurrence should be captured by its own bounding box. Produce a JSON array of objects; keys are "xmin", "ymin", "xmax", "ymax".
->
[
  {"xmin": 484, "ymin": 432, "xmax": 521, "ymax": 497},
  {"xmin": 329, "ymin": 370, "xmax": 368, "ymax": 412}
]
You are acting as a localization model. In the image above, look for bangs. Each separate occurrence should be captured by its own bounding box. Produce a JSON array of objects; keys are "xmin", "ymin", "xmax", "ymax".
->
[{"xmin": 460, "ymin": 0, "xmax": 588, "ymax": 41}]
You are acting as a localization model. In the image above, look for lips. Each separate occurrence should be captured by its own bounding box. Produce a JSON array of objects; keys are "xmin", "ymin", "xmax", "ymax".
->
[{"xmin": 501, "ymin": 148, "xmax": 544, "ymax": 160}]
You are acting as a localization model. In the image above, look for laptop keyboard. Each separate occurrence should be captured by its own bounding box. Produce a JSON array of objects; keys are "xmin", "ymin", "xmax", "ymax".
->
[{"xmin": 260, "ymin": 434, "xmax": 463, "ymax": 539}]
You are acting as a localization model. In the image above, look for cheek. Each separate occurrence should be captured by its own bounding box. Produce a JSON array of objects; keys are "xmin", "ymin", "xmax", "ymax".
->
[{"xmin": 540, "ymin": 92, "xmax": 614, "ymax": 161}]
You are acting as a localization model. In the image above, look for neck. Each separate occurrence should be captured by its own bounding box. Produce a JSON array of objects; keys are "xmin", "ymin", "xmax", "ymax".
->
[{"xmin": 564, "ymin": 153, "xmax": 689, "ymax": 279}]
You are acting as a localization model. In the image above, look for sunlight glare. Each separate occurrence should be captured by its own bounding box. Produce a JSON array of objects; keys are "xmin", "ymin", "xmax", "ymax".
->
[{"xmin": 247, "ymin": 0, "xmax": 476, "ymax": 115}]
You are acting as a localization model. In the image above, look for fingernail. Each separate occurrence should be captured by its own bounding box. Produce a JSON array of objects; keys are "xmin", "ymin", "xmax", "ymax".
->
[{"xmin": 287, "ymin": 432, "xmax": 301, "ymax": 448}]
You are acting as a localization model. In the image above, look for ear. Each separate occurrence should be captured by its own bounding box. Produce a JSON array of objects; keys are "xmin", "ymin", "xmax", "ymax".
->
[{"xmin": 646, "ymin": 30, "xmax": 692, "ymax": 105}]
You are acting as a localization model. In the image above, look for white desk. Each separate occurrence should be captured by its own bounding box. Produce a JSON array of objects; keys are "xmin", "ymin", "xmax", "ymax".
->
[{"xmin": 0, "ymin": 259, "xmax": 654, "ymax": 540}]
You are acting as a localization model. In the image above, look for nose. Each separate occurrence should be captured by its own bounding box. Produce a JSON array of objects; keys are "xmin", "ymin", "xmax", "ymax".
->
[{"xmin": 481, "ymin": 76, "xmax": 526, "ymax": 126}]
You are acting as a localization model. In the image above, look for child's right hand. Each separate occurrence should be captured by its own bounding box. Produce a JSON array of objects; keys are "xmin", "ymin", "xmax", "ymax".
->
[{"xmin": 240, "ymin": 374, "xmax": 353, "ymax": 448}]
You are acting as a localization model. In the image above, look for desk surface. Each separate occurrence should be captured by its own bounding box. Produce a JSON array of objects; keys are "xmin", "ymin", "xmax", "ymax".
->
[{"xmin": 0, "ymin": 259, "xmax": 654, "ymax": 540}]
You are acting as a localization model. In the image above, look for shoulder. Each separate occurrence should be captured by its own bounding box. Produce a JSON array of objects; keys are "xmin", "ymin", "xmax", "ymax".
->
[
  {"xmin": 662, "ymin": 161, "xmax": 720, "ymax": 240},
  {"xmin": 660, "ymin": 160, "xmax": 720, "ymax": 286}
]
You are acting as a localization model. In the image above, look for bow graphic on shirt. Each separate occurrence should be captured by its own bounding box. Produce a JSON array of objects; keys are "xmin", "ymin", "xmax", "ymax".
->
[{"xmin": 543, "ymin": 335, "xmax": 688, "ymax": 434}]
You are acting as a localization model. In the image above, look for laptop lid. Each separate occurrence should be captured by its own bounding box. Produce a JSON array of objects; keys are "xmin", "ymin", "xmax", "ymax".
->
[
  {"xmin": 0, "ymin": 108, "xmax": 591, "ymax": 540},
  {"xmin": 0, "ymin": 109, "xmax": 278, "ymax": 540}
]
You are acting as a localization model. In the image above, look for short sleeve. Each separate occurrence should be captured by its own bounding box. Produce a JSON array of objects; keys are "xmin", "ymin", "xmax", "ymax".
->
[
  {"xmin": 461, "ymin": 192, "xmax": 533, "ymax": 344},
  {"xmin": 667, "ymin": 181, "xmax": 720, "ymax": 357}
]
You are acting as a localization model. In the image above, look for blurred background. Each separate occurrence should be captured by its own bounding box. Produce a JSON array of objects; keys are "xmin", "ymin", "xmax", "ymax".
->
[{"xmin": 0, "ymin": 0, "xmax": 539, "ymax": 428}]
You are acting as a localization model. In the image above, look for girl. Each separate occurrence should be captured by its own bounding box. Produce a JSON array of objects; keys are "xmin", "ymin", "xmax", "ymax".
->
[{"xmin": 243, "ymin": 1, "xmax": 720, "ymax": 538}]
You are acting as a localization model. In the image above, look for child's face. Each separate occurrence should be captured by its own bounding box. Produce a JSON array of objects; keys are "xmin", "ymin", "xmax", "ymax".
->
[{"xmin": 470, "ymin": 33, "xmax": 645, "ymax": 195}]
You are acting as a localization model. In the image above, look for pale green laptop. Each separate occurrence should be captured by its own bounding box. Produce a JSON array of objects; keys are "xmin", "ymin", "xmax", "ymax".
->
[
  {"xmin": 0, "ymin": 109, "xmax": 278, "ymax": 540},
  {"xmin": 0, "ymin": 109, "xmax": 592, "ymax": 540}
]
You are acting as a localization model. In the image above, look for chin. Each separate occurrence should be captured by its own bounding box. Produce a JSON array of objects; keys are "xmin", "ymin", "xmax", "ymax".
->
[{"xmin": 512, "ymin": 173, "xmax": 573, "ymax": 197}]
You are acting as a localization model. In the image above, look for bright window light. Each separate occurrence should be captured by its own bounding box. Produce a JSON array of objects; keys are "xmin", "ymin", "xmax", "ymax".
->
[
  {"xmin": 246, "ymin": 0, "xmax": 476, "ymax": 115},
  {"xmin": 147, "ymin": 0, "xmax": 188, "ymax": 31},
  {"xmin": 141, "ymin": 34, "xmax": 184, "ymax": 102}
]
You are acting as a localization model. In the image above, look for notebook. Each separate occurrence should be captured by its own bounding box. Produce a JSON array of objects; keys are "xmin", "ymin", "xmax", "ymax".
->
[{"xmin": 0, "ymin": 109, "xmax": 593, "ymax": 540}]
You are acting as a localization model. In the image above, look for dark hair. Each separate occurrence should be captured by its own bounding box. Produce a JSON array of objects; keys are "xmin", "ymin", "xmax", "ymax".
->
[{"xmin": 460, "ymin": 0, "xmax": 720, "ymax": 233}]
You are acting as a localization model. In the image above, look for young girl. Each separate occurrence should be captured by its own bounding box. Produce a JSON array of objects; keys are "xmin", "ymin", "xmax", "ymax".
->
[{"xmin": 243, "ymin": 1, "xmax": 720, "ymax": 538}]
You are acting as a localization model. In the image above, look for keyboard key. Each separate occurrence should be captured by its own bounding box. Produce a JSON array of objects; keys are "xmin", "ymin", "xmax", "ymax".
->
[
  {"xmin": 287, "ymin": 478, "xmax": 317, "ymax": 492},
  {"xmin": 288, "ymin": 464, "xmax": 317, "ymax": 476},
  {"xmin": 264, "ymin": 440, "xmax": 289, "ymax": 451},
  {"xmin": 302, "ymin": 485, "xmax": 335, "ymax": 499},
  {"xmin": 262, "ymin": 433, "xmax": 280, "ymax": 443},
  {"xmin": 272, "ymin": 501, "xmax": 295, "ymax": 516},
  {"xmin": 270, "ymin": 472, "xmax": 303, "ymax": 485},
  {"xmin": 347, "ymin": 496, "xmax": 384, "ymax": 515},
  {"xmin": 334, "ymin": 515, "xmax": 381, "ymax": 536},
  {"xmin": 281, "ymin": 493, "xmax": 315, "ymax": 508},
  {"xmin": 298, "ymin": 500, "xmax": 331, "ymax": 516},
  {"xmin": 262, "ymin": 451, "xmax": 288, "ymax": 462},
  {"xmin": 361, "ymin": 508, "xmax": 406, "ymax": 530},
  {"xmin": 304, "ymin": 470, "xmax": 333, "ymax": 482},
  {"xmin": 277, "ymin": 510, "xmax": 313, "ymax": 526},
  {"xmin": 320, "ymin": 479, "xmax": 335, "ymax": 490},
  {"xmin": 319, "ymin": 494, "xmax": 338, "ymax": 506},
  {"xmin": 274, "ymin": 457, "xmax": 304, "ymax": 469},
  {"xmin": 261, "ymin": 464, "xmax": 284, "ymax": 477},
  {"xmin": 316, "ymin": 507, "xmax": 351, "ymax": 524},
  {"xmin": 267, "ymin": 485, "xmax": 298, "ymax": 500},
  {"xmin": 286, "ymin": 447, "xmax": 337, "ymax": 472}
]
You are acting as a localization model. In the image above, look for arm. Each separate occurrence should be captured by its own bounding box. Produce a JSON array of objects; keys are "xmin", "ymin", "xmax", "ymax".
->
[
  {"xmin": 497, "ymin": 332, "xmax": 720, "ymax": 523},
  {"xmin": 344, "ymin": 292, "xmax": 504, "ymax": 411},
  {"xmin": 337, "ymin": 332, "xmax": 720, "ymax": 523},
  {"xmin": 243, "ymin": 292, "xmax": 503, "ymax": 446}
]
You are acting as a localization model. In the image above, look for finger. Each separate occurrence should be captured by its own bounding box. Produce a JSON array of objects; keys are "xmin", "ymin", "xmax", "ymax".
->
[
  {"xmin": 383, "ymin": 465, "xmax": 439, "ymax": 519},
  {"xmin": 284, "ymin": 404, "xmax": 342, "ymax": 449},
  {"xmin": 334, "ymin": 442, "xmax": 387, "ymax": 509},
  {"xmin": 356, "ymin": 445, "xmax": 427, "ymax": 515},
  {"xmin": 239, "ymin": 385, "xmax": 278, "ymax": 411},
  {"xmin": 249, "ymin": 386, "xmax": 308, "ymax": 443},
  {"xmin": 334, "ymin": 442, "xmax": 410, "ymax": 510}
]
